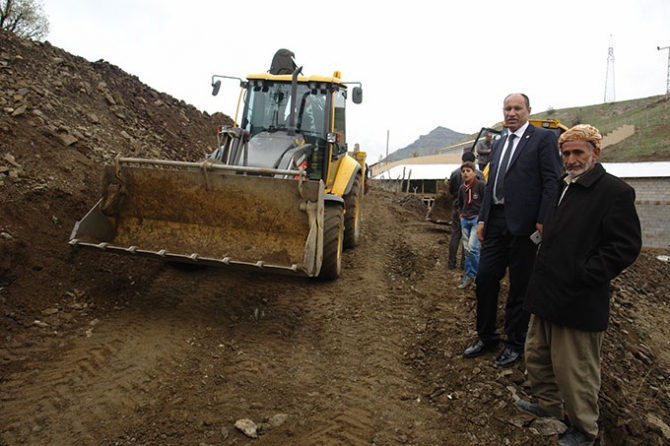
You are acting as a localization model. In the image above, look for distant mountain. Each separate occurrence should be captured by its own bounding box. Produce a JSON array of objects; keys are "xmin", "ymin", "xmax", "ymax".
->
[{"xmin": 386, "ymin": 127, "xmax": 467, "ymax": 163}]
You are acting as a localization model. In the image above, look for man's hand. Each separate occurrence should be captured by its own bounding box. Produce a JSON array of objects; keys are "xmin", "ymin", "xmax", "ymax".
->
[
  {"xmin": 536, "ymin": 223, "xmax": 543, "ymax": 234},
  {"xmin": 477, "ymin": 221, "xmax": 485, "ymax": 242}
]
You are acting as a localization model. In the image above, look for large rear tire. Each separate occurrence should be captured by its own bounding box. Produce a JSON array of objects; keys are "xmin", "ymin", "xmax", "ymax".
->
[
  {"xmin": 318, "ymin": 204, "xmax": 344, "ymax": 281},
  {"xmin": 343, "ymin": 174, "xmax": 362, "ymax": 250}
]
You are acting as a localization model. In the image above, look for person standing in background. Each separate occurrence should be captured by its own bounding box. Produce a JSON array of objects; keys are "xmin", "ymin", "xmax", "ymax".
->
[
  {"xmin": 476, "ymin": 132, "xmax": 493, "ymax": 171},
  {"xmin": 448, "ymin": 152, "xmax": 484, "ymax": 269},
  {"xmin": 455, "ymin": 161, "xmax": 486, "ymax": 289}
]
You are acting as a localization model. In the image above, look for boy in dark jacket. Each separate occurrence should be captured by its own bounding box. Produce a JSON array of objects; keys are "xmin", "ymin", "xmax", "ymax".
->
[
  {"xmin": 447, "ymin": 152, "xmax": 484, "ymax": 269},
  {"xmin": 456, "ymin": 162, "xmax": 486, "ymax": 289}
]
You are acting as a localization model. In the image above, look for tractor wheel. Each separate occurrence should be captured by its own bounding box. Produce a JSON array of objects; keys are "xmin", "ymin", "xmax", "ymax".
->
[
  {"xmin": 343, "ymin": 174, "xmax": 363, "ymax": 250},
  {"xmin": 318, "ymin": 203, "xmax": 344, "ymax": 281}
]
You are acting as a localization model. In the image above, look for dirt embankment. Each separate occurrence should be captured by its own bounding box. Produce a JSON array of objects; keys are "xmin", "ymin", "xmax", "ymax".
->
[{"xmin": 1, "ymin": 29, "xmax": 670, "ymax": 445}]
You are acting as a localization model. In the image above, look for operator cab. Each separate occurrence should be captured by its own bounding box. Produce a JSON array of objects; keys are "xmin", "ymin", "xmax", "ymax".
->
[{"xmin": 239, "ymin": 74, "xmax": 354, "ymax": 182}]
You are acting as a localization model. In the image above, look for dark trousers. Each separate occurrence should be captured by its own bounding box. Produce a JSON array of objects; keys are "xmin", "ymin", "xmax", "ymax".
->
[
  {"xmin": 448, "ymin": 204, "xmax": 463, "ymax": 268},
  {"xmin": 475, "ymin": 206, "xmax": 537, "ymax": 351}
]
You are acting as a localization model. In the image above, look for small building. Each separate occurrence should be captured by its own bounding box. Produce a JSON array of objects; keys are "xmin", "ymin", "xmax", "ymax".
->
[
  {"xmin": 604, "ymin": 162, "xmax": 670, "ymax": 249},
  {"xmin": 374, "ymin": 163, "xmax": 459, "ymax": 207}
]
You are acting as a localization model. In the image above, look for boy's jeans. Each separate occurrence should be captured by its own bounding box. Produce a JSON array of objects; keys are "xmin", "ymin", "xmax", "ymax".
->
[{"xmin": 460, "ymin": 217, "xmax": 480, "ymax": 279}]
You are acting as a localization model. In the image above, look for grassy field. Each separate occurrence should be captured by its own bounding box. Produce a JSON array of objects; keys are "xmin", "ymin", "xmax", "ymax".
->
[{"xmin": 530, "ymin": 95, "xmax": 670, "ymax": 162}]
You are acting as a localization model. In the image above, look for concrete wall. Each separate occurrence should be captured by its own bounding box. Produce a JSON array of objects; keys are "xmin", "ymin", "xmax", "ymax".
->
[{"xmin": 623, "ymin": 177, "xmax": 670, "ymax": 249}]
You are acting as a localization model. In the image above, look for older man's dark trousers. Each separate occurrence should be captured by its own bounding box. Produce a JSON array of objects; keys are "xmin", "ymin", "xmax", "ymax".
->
[{"xmin": 475, "ymin": 206, "xmax": 537, "ymax": 352}]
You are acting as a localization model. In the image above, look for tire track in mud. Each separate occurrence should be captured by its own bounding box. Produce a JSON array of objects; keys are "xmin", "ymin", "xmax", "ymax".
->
[
  {"xmin": 1, "ymin": 262, "xmax": 249, "ymax": 444},
  {"xmin": 278, "ymin": 193, "xmax": 447, "ymax": 445},
  {"xmin": 0, "ymin": 272, "xmax": 199, "ymax": 445},
  {"xmin": 156, "ymin": 263, "xmax": 390, "ymax": 445}
]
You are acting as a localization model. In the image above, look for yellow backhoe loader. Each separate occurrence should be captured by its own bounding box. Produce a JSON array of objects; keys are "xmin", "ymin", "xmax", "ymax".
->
[{"xmin": 70, "ymin": 49, "xmax": 365, "ymax": 280}]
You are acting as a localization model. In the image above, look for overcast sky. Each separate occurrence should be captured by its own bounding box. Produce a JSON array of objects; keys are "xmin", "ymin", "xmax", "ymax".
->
[{"xmin": 44, "ymin": 0, "xmax": 670, "ymax": 163}]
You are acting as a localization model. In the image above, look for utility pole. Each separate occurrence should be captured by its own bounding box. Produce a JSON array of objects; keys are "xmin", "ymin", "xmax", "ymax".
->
[
  {"xmin": 604, "ymin": 35, "xmax": 615, "ymax": 103},
  {"xmin": 385, "ymin": 130, "xmax": 389, "ymax": 166},
  {"xmin": 658, "ymin": 45, "xmax": 670, "ymax": 95}
]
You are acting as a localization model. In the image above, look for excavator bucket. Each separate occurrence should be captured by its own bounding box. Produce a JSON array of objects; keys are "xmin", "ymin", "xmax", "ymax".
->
[
  {"xmin": 70, "ymin": 158, "xmax": 325, "ymax": 277},
  {"xmin": 425, "ymin": 183, "xmax": 453, "ymax": 225}
]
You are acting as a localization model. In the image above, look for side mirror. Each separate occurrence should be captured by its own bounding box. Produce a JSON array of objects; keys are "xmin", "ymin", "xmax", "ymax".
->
[
  {"xmin": 212, "ymin": 80, "xmax": 221, "ymax": 96},
  {"xmin": 327, "ymin": 132, "xmax": 341, "ymax": 144},
  {"xmin": 352, "ymin": 87, "xmax": 363, "ymax": 104}
]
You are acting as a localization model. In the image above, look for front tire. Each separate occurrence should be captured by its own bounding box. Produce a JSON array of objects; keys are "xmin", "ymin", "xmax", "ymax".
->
[{"xmin": 318, "ymin": 204, "xmax": 344, "ymax": 281}]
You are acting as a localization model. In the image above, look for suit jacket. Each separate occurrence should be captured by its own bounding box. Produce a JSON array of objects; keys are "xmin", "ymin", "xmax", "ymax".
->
[
  {"xmin": 479, "ymin": 124, "xmax": 562, "ymax": 236},
  {"xmin": 523, "ymin": 164, "xmax": 641, "ymax": 331}
]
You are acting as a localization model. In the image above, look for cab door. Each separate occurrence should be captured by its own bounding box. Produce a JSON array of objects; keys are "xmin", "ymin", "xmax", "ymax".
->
[{"xmin": 325, "ymin": 88, "xmax": 348, "ymax": 191}]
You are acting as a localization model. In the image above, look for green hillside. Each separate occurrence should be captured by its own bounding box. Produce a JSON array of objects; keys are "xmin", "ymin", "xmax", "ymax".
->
[{"xmin": 531, "ymin": 95, "xmax": 670, "ymax": 162}]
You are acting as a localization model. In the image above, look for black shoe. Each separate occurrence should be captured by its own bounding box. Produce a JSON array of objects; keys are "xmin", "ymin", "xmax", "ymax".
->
[
  {"xmin": 463, "ymin": 339, "xmax": 499, "ymax": 358},
  {"xmin": 448, "ymin": 264, "xmax": 456, "ymax": 270},
  {"xmin": 514, "ymin": 400, "xmax": 551, "ymax": 418},
  {"xmin": 494, "ymin": 348, "xmax": 523, "ymax": 368},
  {"xmin": 558, "ymin": 425, "xmax": 595, "ymax": 446}
]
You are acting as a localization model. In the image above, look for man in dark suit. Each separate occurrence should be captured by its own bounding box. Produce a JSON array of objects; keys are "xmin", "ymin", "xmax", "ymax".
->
[{"xmin": 462, "ymin": 93, "xmax": 562, "ymax": 368}]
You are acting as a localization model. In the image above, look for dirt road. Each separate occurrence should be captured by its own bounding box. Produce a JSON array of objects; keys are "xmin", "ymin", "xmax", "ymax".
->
[{"xmin": 2, "ymin": 188, "xmax": 669, "ymax": 445}]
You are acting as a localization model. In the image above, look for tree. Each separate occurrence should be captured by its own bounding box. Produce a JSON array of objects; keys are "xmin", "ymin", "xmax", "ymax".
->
[{"xmin": 0, "ymin": 0, "xmax": 49, "ymax": 40}]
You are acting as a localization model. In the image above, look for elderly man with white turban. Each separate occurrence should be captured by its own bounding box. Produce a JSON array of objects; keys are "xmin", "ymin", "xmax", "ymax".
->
[{"xmin": 514, "ymin": 124, "xmax": 642, "ymax": 446}]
